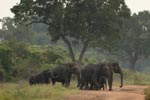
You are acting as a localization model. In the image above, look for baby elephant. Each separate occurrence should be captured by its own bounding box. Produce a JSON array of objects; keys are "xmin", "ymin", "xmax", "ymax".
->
[
  {"xmin": 29, "ymin": 70, "xmax": 53, "ymax": 85},
  {"xmin": 89, "ymin": 76, "xmax": 107, "ymax": 90},
  {"xmin": 99, "ymin": 76, "xmax": 107, "ymax": 90}
]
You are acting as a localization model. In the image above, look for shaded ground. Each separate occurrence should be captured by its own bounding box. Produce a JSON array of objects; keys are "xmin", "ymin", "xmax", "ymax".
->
[{"xmin": 66, "ymin": 85, "xmax": 148, "ymax": 100}]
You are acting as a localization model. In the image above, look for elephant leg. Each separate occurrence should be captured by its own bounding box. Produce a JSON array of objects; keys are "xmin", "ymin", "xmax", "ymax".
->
[
  {"xmin": 64, "ymin": 76, "xmax": 69, "ymax": 87},
  {"xmin": 76, "ymin": 73, "xmax": 81, "ymax": 87},
  {"xmin": 108, "ymin": 74, "xmax": 113, "ymax": 91},
  {"xmin": 62, "ymin": 81, "xmax": 66, "ymax": 86},
  {"xmin": 79, "ymin": 83, "xmax": 85, "ymax": 90},
  {"xmin": 104, "ymin": 78, "xmax": 107, "ymax": 90},
  {"xmin": 68, "ymin": 73, "xmax": 72, "ymax": 86},
  {"xmin": 92, "ymin": 76, "xmax": 99, "ymax": 90},
  {"xmin": 79, "ymin": 79, "xmax": 85, "ymax": 90},
  {"xmin": 101, "ymin": 78, "xmax": 106, "ymax": 90},
  {"xmin": 52, "ymin": 80, "xmax": 55, "ymax": 86},
  {"xmin": 84, "ymin": 82, "xmax": 89, "ymax": 90},
  {"xmin": 102, "ymin": 84, "xmax": 105, "ymax": 90},
  {"xmin": 89, "ymin": 82, "xmax": 94, "ymax": 90}
]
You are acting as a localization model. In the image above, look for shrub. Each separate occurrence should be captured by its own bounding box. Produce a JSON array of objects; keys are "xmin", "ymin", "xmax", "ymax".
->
[{"xmin": 145, "ymin": 87, "xmax": 150, "ymax": 100}]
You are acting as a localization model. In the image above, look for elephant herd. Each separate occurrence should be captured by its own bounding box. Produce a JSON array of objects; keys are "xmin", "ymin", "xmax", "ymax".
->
[{"xmin": 29, "ymin": 62, "xmax": 123, "ymax": 91}]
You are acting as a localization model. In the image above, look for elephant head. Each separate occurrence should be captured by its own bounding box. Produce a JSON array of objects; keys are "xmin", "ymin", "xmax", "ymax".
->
[
  {"xmin": 64, "ymin": 62, "xmax": 82, "ymax": 87},
  {"xmin": 109, "ymin": 62, "xmax": 123, "ymax": 88},
  {"xmin": 41, "ymin": 70, "xmax": 55, "ymax": 83}
]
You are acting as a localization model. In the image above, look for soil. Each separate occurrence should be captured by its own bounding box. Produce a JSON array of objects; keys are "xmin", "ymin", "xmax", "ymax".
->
[{"xmin": 66, "ymin": 85, "xmax": 148, "ymax": 100}]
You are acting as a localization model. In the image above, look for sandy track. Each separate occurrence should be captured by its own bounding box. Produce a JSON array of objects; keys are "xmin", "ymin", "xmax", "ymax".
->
[{"xmin": 66, "ymin": 85, "xmax": 148, "ymax": 100}]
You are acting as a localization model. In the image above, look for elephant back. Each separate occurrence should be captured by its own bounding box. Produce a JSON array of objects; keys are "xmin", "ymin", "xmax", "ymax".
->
[{"xmin": 98, "ymin": 63, "xmax": 110, "ymax": 77}]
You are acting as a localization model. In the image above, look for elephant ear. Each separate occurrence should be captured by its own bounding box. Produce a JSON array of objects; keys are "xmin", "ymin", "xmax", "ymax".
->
[
  {"xmin": 112, "ymin": 62, "xmax": 121, "ymax": 73},
  {"xmin": 65, "ymin": 63, "xmax": 74, "ymax": 68}
]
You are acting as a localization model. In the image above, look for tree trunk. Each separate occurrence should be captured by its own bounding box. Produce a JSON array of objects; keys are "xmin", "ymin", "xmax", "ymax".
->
[
  {"xmin": 61, "ymin": 35, "xmax": 76, "ymax": 62},
  {"xmin": 60, "ymin": 17, "xmax": 76, "ymax": 62},
  {"xmin": 78, "ymin": 40, "xmax": 89, "ymax": 62},
  {"xmin": 128, "ymin": 57, "xmax": 137, "ymax": 72},
  {"xmin": 129, "ymin": 60, "xmax": 136, "ymax": 72}
]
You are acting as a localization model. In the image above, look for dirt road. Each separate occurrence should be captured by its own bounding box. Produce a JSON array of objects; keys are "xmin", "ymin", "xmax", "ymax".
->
[{"xmin": 66, "ymin": 85, "xmax": 148, "ymax": 100}]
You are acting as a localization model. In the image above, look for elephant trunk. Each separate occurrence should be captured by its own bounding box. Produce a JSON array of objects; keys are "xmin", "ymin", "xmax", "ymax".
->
[
  {"xmin": 76, "ymin": 71, "xmax": 81, "ymax": 87},
  {"xmin": 120, "ymin": 72, "xmax": 123, "ymax": 88}
]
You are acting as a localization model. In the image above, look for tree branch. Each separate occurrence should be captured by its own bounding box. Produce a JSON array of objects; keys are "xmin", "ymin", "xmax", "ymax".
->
[
  {"xmin": 78, "ymin": 39, "xmax": 89, "ymax": 62},
  {"xmin": 61, "ymin": 34, "xmax": 76, "ymax": 62}
]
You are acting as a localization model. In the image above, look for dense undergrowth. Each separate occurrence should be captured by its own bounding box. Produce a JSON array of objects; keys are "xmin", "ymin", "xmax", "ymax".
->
[{"xmin": 0, "ymin": 81, "xmax": 78, "ymax": 100}]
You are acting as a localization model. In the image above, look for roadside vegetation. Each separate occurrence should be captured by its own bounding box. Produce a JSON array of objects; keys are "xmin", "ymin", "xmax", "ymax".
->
[
  {"xmin": 0, "ymin": 82, "xmax": 78, "ymax": 100},
  {"xmin": 0, "ymin": 0, "xmax": 150, "ymax": 100},
  {"xmin": 145, "ymin": 87, "xmax": 150, "ymax": 100},
  {"xmin": 0, "ymin": 70, "xmax": 149, "ymax": 100}
]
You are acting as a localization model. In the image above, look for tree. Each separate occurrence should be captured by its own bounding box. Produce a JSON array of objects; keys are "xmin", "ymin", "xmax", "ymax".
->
[
  {"xmin": 114, "ymin": 11, "xmax": 150, "ymax": 71},
  {"xmin": 0, "ymin": 17, "xmax": 33, "ymax": 43},
  {"xmin": 11, "ymin": 0, "xmax": 130, "ymax": 62}
]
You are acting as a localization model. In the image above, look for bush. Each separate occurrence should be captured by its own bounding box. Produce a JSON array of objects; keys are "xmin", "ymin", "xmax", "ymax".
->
[
  {"xmin": 0, "ymin": 41, "xmax": 70, "ymax": 81},
  {"xmin": 123, "ymin": 69, "xmax": 150, "ymax": 85},
  {"xmin": 0, "ymin": 67, "xmax": 5, "ymax": 82},
  {"xmin": 0, "ymin": 82, "xmax": 78, "ymax": 100},
  {"xmin": 145, "ymin": 87, "xmax": 150, "ymax": 100}
]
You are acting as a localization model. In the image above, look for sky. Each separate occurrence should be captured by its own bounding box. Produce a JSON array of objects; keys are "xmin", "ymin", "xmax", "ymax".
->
[{"xmin": 0, "ymin": 0, "xmax": 150, "ymax": 19}]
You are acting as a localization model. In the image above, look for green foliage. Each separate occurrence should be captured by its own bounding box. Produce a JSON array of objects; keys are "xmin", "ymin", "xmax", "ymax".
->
[
  {"xmin": 0, "ymin": 82, "xmax": 78, "ymax": 100},
  {"xmin": 0, "ymin": 17, "xmax": 34, "ymax": 43},
  {"xmin": 0, "ymin": 43, "xmax": 13, "ymax": 81},
  {"xmin": 0, "ymin": 66, "xmax": 5, "ymax": 82},
  {"xmin": 0, "ymin": 41, "xmax": 68, "ymax": 81},
  {"xmin": 112, "ymin": 11, "xmax": 150, "ymax": 71},
  {"xmin": 123, "ymin": 69, "xmax": 150, "ymax": 85},
  {"xmin": 11, "ymin": 0, "xmax": 130, "ymax": 62}
]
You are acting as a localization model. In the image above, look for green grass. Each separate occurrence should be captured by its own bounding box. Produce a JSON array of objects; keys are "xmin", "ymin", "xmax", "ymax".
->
[
  {"xmin": 0, "ymin": 70, "xmax": 150, "ymax": 100},
  {"xmin": 112, "ymin": 69, "xmax": 150, "ymax": 86},
  {"xmin": 0, "ymin": 81, "xmax": 79, "ymax": 100}
]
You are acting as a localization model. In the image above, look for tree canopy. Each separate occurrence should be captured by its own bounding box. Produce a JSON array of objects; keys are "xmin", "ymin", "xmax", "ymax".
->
[
  {"xmin": 11, "ymin": 0, "xmax": 130, "ymax": 62},
  {"xmin": 113, "ymin": 11, "xmax": 150, "ymax": 71}
]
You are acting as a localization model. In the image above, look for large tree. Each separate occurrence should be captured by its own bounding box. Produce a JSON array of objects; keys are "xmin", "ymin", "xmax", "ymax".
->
[
  {"xmin": 0, "ymin": 17, "xmax": 33, "ymax": 42},
  {"xmin": 114, "ymin": 11, "xmax": 150, "ymax": 71},
  {"xmin": 11, "ymin": 0, "xmax": 130, "ymax": 62}
]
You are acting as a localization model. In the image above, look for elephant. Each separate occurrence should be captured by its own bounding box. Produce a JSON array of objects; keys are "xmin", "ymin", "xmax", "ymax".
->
[
  {"xmin": 67, "ymin": 62, "xmax": 81, "ymax": 87},
  {"xmin": 79, "ymin": 63, "xmax": 112, "ymax": 90},
  {"xmin": 96, "ymin": 76, "xmax": 107, "ymax": 90},
  {"xmin": 86, "ymin": 76, "xmax": 107, "ymax": 90},
  {"xmin": 29, "ymin": 70, "xmax": 53, "ymax": 85},
  {"xmin": 51, "ymin": 62, "xmax": 81, "ymax": 87},
  {"xmin": 91, "ymin": 62, "xmax": 123, "ymax": 90},
  {"xmin": 108, "ymin": 62, "xmax": 123, "ymax": 88}
]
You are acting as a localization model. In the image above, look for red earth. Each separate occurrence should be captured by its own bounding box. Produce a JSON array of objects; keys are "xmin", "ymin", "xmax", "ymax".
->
[{"xmin": 66, "ymin": 85, "xmax": 148, "ymax": 100}]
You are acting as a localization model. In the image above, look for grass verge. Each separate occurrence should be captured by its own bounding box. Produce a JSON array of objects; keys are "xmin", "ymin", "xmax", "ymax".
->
[{"xmin": 0, "ymin": 81, "xmax": 78, "ymax": 100}]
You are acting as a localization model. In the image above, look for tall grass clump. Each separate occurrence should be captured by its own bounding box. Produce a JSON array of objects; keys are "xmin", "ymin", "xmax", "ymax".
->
[
  {"xmin": 0, "ymin": 81, "xmax": 78, "ymax": 100},
  {"xmin": 144, "ymin": 87, "xmax": 150, "ymax": 100},
  {"xmin": 123, "ymin": 69, "xmax": 150, "ymax": 85}
]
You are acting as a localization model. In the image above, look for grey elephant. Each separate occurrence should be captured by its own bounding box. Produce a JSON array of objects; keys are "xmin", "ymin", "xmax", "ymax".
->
[
  {"xmin": 89, "ymin": 62, "xmax": 123, "ymax": 90},
  {"xmin": 88, "ymin": 76, "xmax": 107, "ymax": 90},
  {"xmin": 51, "ymin": 62, "xmax": 81, "ymax": 87},
  {"xmin": 29, "ymin": 70, "xmax": 53, "ymax": 85},
  {"xmin": 98, "ymin": 76, "xmax": 107, "ymax": 90},
  {"xmin": 79, "ymin": 63, "xmax": 111, "ymax": 90},
  {"xmin": 108, "ymin": 62, "xmax": 123, "ymax": 88}
]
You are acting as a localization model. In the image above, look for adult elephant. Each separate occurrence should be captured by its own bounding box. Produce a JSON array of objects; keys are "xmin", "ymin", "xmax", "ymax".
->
[
  {"xmin": 79, "ymin": 63, "xmax": 111, "ymax": 90},
  {"xmin": 51, "ymin": 62, "xmax": 81, "ymax": 87},
  {"xmin": 90, "ymin": 62, "xmax": 123, "ymax": 91},
  {"xmin": 29, "ymin": 70, "xmax": 53, "ymax": 85},
  {"xmin": 67, "ymin": 62, "xmax": 81, "ymax": 87},
  {"xmin": 41, "ymin": 70, "xmax": 54, "ymax": 84},
  {"xmin": 108, "ymin": 62, "xmax": 123, "ymax": 88}
]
